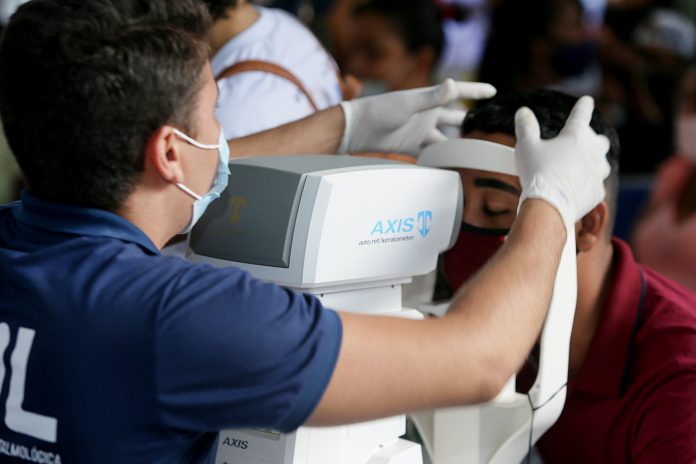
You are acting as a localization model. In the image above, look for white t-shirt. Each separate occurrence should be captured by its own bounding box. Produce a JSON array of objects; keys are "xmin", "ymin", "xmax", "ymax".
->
[{"xmin": 211, "ymin": 6, "xmax": 342, "ymax": 138}]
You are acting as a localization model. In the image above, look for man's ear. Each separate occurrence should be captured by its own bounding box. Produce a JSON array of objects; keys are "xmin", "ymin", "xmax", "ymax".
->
[
  {"xmin": 143, "ymin": 126, "xmax": 185, "ymax": 184},
  {"xmin": 576, "ymin": 202, "xmax": 609, "ymax": 252}
]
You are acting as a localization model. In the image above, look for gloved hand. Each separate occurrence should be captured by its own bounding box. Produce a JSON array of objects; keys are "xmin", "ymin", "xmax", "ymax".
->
[
  {"xmin": 514, "ymin": 96, "xmax": 611, "ymax": 226},
  {"xmin": 338, "ymin": 79, "xmax": 496, "ymax": 156}
]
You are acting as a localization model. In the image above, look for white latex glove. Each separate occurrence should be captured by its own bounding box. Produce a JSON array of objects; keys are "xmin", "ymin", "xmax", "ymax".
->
[
  {"xmin": 514, "ymin": 96, "xmax": 611, "ymax": 226},
  {"xmin": 338, "ymin": 79, "xmax": 496, "ymax": 156}
]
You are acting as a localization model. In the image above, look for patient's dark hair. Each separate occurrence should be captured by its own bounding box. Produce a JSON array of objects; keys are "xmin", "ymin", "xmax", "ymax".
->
[
  {"xmin": 462, "ymin": 88, "xmax": 620, "ymax": 235},
  {"xmin": 0, "ymin": 0, "xmax": 211, "ymax": 211}
]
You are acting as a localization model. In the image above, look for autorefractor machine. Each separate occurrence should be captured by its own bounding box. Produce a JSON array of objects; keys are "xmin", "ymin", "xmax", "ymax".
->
[{"xmin": 185, "ymin": 149, "xmax": 577, "ymax": 463}]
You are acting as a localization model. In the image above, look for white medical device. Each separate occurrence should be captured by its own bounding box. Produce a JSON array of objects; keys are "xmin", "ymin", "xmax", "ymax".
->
[
  {"xmin": 411, "ymin": 138, "xmax": 578, "ymax": 464},
  {"xmin": 186, "ymin": 155, "xmax": 464, "ymax": 464}
]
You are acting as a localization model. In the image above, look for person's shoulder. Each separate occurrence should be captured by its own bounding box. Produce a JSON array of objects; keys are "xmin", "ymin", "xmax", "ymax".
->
[
  {"xmin": 637, "ymin": 265, "xmax": 696, "ymax": 367},
  {"xmin": 643, "ymin": 265, "xmax": 696, "ymax": 319},
  {"xmin": 650, "ymin": 155, "xmax": 694, "ymax": 204},
  {"xmin": 262, "ymin": 6, "xmax": 313, "ymax": 34},
  {"xmin": 0, "ymin": 199, "xmax": 20, "ymax": 212},
  {"xmin": 0, "ymin": 200, "xmax": 18, "ymax": 228},
  {"xmin": 260, "ymin": 7, "xmax": 325, "ymax": 54},
  {"xmin": 79, "ymin": 243, "xmax": 249, "ymax": 294},
  {"xmin": 153, "ymin": 257, "xmax": 264, "ymax": 305},
  {"xmin": 216, "ymin": 73, "xmax": 314, "ymax": 137}
]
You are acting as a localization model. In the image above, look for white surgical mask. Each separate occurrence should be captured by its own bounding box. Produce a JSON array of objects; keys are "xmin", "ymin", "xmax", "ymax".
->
[
  {"xmin": 173, "ymin": 127, "xmax": 231, "ymax": 234},
  {"xmin": 676, "ymin": 114, "xmax": 696, "ymax": 163}
]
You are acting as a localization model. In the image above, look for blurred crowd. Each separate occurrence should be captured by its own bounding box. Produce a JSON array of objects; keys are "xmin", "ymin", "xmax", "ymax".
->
[{"xmin": 1, "ymin": 0, "xmax": 695, "ymax": 287}]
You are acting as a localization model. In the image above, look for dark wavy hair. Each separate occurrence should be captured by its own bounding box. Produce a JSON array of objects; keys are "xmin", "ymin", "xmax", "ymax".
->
[{"xmin": 0, "ymin": 0, "xmax": 212, "ymax": 210}]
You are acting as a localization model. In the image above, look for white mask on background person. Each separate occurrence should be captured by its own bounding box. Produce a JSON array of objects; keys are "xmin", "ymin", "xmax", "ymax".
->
[
  {"xmin": 676, "ymin": 114, "xmax": 696, "ymax": 163},
  {"xmin": 172, "ymin": 128, "xmax": 231, "ymax": 234},
  {"xmin": 359, "ymin": 79, "xmax": 390, "ymax": 97}
]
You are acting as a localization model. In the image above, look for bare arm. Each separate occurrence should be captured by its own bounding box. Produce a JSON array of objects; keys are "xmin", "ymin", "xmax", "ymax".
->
[
  {"xmin": 228, "ymin": 107, "xmax": 345, "ymax": 158},
  {"xmin": 308, "ymin": 199, "xmax": 565, "ymax": 425},
  {"xmin": 227, "ymin": 81, "xmax": 497, "ymax": 158}
]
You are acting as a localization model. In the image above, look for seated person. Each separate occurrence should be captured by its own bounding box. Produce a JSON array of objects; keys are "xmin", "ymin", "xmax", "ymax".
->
[{"xmin": 437, "ymin": 89, "xmax": 696, "ymax": 463}]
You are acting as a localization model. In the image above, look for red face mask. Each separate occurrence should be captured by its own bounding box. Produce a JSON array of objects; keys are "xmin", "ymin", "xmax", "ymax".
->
[{"xmin": 443, "ymin": 222, "xmax": 509, "ymax": 291}]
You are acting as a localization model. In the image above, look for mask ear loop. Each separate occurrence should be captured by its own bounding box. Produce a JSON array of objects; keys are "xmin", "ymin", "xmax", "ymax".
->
[
  {"xmin": 171, "ymin": 128, "xmax": 221, "ymax": 201},
  {"xmin": 172, "ymin": 128, "xmax": 220, "ymax": 150},
  {"xmin": 176, "ymin": 183, "xmax": 203, "ymax": 201}
]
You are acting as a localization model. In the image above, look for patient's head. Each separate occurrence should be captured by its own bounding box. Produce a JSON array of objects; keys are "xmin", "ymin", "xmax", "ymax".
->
[{"xmin": 442, "ymin": 88, "xmax": 619, "ymax": 290}]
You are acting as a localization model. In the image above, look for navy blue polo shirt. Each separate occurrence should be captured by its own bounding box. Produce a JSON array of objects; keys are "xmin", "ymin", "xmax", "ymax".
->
[{"xmin": 0, "ymin": 193, "xmax": 342, "ymax": 464}]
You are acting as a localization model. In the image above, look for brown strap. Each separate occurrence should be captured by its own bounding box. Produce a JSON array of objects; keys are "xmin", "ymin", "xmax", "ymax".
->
[{"xmin": 215, "ymin": 60, "xmax": 319, "ymax": 112}]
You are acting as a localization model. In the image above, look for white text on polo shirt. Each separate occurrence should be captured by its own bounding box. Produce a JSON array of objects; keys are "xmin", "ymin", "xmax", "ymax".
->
[{"xmin": 0, "ymin": 325, "xmax": 58, "ymax": 443}]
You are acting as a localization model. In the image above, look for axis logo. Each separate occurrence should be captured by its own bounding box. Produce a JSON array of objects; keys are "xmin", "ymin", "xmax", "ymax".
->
[
  {"xmin": 417, "ymin": 210, "xmax": 432, "ymax": 238},
  {"xmin": 222, "ymin": 437, "xmax": 248, "ymax": 450},
  {"xmin": 370, "ymin": 210, "xmax": 433, "ymax": 238}
]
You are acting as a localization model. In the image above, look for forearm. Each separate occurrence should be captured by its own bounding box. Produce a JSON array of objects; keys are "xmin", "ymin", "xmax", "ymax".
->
[
  {"xmin": 228, "ymin": 106, "xmax": 345, "ymax": 157},
  {"xmin": 308, "ymin": 199, "xmax": 566, "ymax": 426},
  {"xmin": 441, "ymin": 199, "xmax": 566, "ymax": 389}
]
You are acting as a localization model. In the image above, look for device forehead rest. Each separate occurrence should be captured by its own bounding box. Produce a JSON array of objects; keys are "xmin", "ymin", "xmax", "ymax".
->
[{"xmin": 418, "ymin": 139, "xmax": 517, "ymax": 176}]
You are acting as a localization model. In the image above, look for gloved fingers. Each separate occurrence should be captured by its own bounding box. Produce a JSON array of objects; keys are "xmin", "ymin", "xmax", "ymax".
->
[
  {"xmin": 514, "ymin": 106, "xmax": 541, "ymax": 145},
  {"xmin": 424, "ymin": 128, "xmax": 448, "ymax": 145},
  {"xmin": 452, "ymin": 81, "xmax": 497, "ymax": 100},
  {"xmin": 597, "ymin": 134, "xmax": 612, "ymax": 178},
  {"xmin": 411, "ymin": 79, "xmax": 496, "ymax": 112},
  {"xmin": 561, "ymin": 95, "xmax": 595, "ymax": 134},
  {"xmin": 436, "ymin": 108, "xmax": 466, "ymax": 128},
  {"xmin": 410, "ymin": 79, "xmax": 458, "ymax": 111}
]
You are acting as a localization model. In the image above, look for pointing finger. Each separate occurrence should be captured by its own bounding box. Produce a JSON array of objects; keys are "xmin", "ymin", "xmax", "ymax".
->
[{"xmin": 562, "ymin": 96, "xmax": 595, "ymax": 133}]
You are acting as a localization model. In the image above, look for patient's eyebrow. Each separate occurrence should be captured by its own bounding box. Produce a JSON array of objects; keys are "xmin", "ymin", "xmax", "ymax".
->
[{"xmin": 474, "ymin": 177, "xmax": 521, "ymax": 195}]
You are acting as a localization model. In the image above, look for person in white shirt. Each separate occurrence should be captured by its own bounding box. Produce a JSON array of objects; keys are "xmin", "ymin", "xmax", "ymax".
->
[{"xmin": 202, "ymin": 0, "xmax": 343, "ymax": 138}]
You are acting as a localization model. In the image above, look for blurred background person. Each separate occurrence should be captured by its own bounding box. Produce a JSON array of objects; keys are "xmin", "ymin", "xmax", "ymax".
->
[
  {"xmin": 436, "ymin": 0, "xmax": 491, "ymax": 80},
  {"xmin": 632, "ymin": 63, "xmax": 696, "ymax": 290},
  {"xmin": 478, "ymin": 0, "xmax": 602, "ymax": 98},
  {"xmin": 600, "ymin": 5, "xmax": 696, "ymax": 174},
  {"xmin": 202, "ymin": 0, "xmax": 344, "ymax": 138},
  {"xmin": 344, "ymin": 0, "xmax": 445, "ymax": 94}
]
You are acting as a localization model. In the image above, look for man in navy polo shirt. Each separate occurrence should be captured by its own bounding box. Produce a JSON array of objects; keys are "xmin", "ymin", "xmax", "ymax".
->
[
  {"xmin": 0, "ymin": 1, "xmax": 611, "ymax": 463},
  {"xmin": 442, "ymin": 89, "xmax": 696, "ymax": 462}
]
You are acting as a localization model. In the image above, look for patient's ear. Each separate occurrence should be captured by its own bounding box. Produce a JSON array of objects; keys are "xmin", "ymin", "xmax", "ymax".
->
[{"xmin": 576, "ymin": 202, "xmax": 609, "ymax": 252}]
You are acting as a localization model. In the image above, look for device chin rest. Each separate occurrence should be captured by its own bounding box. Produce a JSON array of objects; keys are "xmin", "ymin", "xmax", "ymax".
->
[{"xmin": 411, "ymin": 138, "xmax": 578, "ymax": 464}]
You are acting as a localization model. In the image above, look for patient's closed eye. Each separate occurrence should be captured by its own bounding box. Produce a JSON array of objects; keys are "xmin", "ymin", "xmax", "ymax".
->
[{"xmin": 483, "ymin": 204, "xmax": 513, "ymax": 217}]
